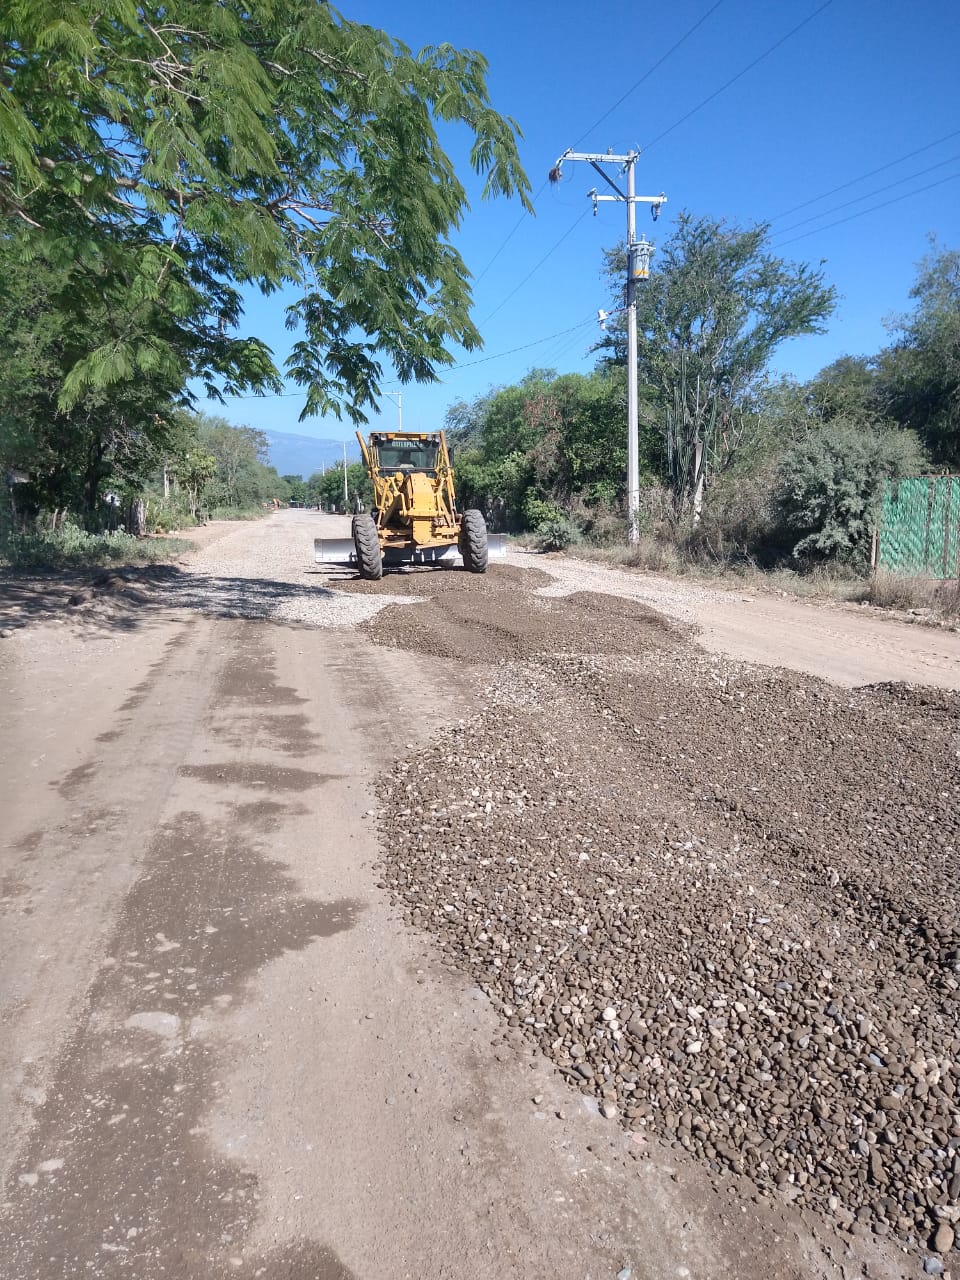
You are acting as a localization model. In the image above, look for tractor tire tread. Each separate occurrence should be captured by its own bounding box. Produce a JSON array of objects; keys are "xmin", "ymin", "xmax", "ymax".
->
[
  {"xmin": 353, "ymin": 513, "xmax": 383, "ymax": 580},
  {"xmin": 459, "ymin": 509, "xmax": 489, "ymax": 574}
]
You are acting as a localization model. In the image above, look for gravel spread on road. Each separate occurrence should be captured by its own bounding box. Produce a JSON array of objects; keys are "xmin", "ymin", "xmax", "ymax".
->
[
  {"xmin": 343, "ymin": 563, "xmax": 685, "ymax": 663},
  {"xmin": 504, "ymin": 546, "xmax": 745, "ymax": 622},
  {"xmin": 362, "ymin": 564, "xmax": 960, "ymax": 1266}
]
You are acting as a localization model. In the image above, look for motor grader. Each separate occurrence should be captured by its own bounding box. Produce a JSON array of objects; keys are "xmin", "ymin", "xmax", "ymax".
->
[{"xmin": 313, "ymin": 430, "xmax": 502, "ymax": 580}]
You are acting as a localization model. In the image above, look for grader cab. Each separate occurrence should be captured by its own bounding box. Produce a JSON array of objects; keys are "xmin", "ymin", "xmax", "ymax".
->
[{"xmin": 314, "ymin": 430, "xmax": 502, "ymax": 580}]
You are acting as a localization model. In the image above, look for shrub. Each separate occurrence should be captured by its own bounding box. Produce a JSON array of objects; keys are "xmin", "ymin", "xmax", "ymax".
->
[
  {"xmin": 689, "ymin": 462, "xmax": 781, "ymax": 565},
  {"xmin": 0, "ymin": 524, "xmax": 191, "ymax": 568},
  {"xmin": 582, "ymin": 508, "xmax": 628, "ymax": 546},
  {"xmin": 533, "ymin": 514, "xmax": 582, "ymax": 551},
  {"xmin": 522, "ymin": 493, "xmax": 564, "ymax": 529},
  {"xmin": 146, "ymin": 492, "xmax": 197, "ymax": 533},
  {"xmin": 774, "ymin": 421, "xmax": 926, "ymax": 565}
]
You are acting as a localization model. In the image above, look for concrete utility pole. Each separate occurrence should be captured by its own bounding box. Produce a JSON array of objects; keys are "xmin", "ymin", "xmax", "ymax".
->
[
  {"xmin": 342, "ymin": 441, "xmax": 349, "ymax": 509},
  {"xmin": 549, "ymin": 149, "xmax": 665, "ymax": 543}
]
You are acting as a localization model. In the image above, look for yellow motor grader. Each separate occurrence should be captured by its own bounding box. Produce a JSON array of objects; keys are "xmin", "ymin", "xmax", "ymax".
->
[{"xmin": 313, "ymin": 430, "xmax": 503, "ymax": 579}]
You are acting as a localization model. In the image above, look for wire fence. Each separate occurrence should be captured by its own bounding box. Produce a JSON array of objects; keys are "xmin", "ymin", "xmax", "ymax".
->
[{"xmin": 875, "ymin": 475, "xmax": 960, "ymax": 579}]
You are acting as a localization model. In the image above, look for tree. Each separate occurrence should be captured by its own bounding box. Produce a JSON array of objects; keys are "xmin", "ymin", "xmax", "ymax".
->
[
  {"xmin": 180, "ymin": 449, "xmax": 219, "ymax": 520},
  {"xmin": 197, "ymin": 416, "xmax": 281, "ymax": 509},
  {"xmin": 0, "ymin": 1, "xmax": 531, "ymax": 419},
  {"xmin": 876, "ymin": 241, "xmax": 960, "ymax": 466},
  {"xmin": 307, "ymin": 461, "xmax": 370, "ymax": 511},
  {"xmin": 0, "ymin": 229, "xmax": 184, "ymax": 527},
  {"xmin": 600, "ymin": 213, "xmax": 837, "ymax": 519},
  {"xmin": 805, "ymin": 355, "xmax": 881, "ymax": 423},
  {"xmin": 445, "ymin": 367, "xmax": 650, "ymax": 530},
  {"xmin": 281, "ymin": 475, "xmax": 308, "ymax": 504}
]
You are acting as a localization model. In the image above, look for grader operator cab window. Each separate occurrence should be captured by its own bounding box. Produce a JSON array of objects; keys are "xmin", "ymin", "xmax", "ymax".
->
[{"xmin": 373, "ymin": 435, "xmax": 439, "ymax": 474}]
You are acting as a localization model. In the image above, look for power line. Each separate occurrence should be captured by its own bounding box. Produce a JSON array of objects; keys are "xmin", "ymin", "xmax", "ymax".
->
[
  {"xmin": 226, "ymin": 317, "xmax": 597, "ymax": 401},
  {"xmin": 571, "ymin": 1, "xmax": 725, "ymax": 148},
  {"xmin": 769, "ymin": 128, "xmax": 960, "ymax": 222},
  {"xmin": 774, "ymin": 171, "xmax": 960, "ymax": 247},
  {"xmin": 642, "ymin": 0, "xmax": 834, "ymax": 152},
  {"xmin": 479, "ymin": 207, "xmax": 591, "ymax": 325},
  {"xmin": 775, "ymin": 152, "xmax": 960, "ymax": 237},
  {"xmin": 472, "ymin": 179, "xmax": 548, "ymax": 286},
  {"xmin": 546, "ymin": 325, "xmax": 598, "ymax": 368},
  {"xmin": 446, "ymin": 317, "xmax": 596, "ymax": 373}
]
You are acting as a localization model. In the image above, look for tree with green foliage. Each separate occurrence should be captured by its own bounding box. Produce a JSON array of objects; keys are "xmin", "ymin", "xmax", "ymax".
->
[
  {"xmin": 1, "ymin": 1, "xmax": 530, "ymax": 420},
  {"xmin": 306, "ymin": 462, "xmax": 370, "ymax": 511},
  {"xmin": 805, "ymin": 355, "xmax": 881, "ymax": 424},
  {"xmin": 447, "ymin": 367, "xmax": 647, "ymax": 531},
  {"xmin": 179, "ymin": 448, "xmax": 219, "ymax": 520},
  {"xmin": 774, "ymin": 422, "xmax": 926, "ymax": 565},
  {"xmin": 195, "ymin": 416, "xmax": 282, "ymax": 510},
  {"xmin": 0, "ymin": 229, "xmax": 185, "ymax": 527},
  {"xmin": 600, "ymin": 213, "xmax": 836, "ymax": 519},
  {"xmin": 876, "ymin": 241, "xmax": 960, "ymax": 467},
  {"xmin": 282, "ymin": 475, "xmax": 308, "ymax": 505}
]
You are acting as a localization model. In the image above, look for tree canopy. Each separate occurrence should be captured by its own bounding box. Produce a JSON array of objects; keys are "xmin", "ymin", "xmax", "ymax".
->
[
  {"xmin": 601, "ymin": 213, "xmax": 836, "ymax": 515},
  {"xmin": 1, "ymin": 0, "xmax": 531, "ymax": 418},
  {"xmin": 0, "ymin": 227, "xmax": 185, "ymax": 523},
  {"xmin": 876, "ymin": 241, "xmax": 960, "ymax": 467}
]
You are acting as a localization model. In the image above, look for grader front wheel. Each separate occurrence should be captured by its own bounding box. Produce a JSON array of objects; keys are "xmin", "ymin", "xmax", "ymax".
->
[
  {"xmin": 459, "ymin": 509, "xmax": 489, "ymax": 574},
  {"xmin": 353, "ymin": 514, "xmax": 383, "ymax": 580}
]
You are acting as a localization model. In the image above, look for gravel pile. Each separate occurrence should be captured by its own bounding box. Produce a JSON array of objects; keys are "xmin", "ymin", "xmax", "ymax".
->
[{"xmin": 367, "ymin": 571, "xmax": 960, "ymax": 1263}]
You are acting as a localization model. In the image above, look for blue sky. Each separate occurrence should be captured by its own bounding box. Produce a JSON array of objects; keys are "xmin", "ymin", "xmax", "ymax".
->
[{"xmin": 209, "ymin": 0, "xmax": 960, "ymax": 444}]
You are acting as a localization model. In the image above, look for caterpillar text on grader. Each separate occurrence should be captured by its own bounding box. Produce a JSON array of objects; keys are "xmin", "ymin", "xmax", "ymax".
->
[{"xmin": 313, "ymin": 430, "xmax": 504, "ymax": 580}]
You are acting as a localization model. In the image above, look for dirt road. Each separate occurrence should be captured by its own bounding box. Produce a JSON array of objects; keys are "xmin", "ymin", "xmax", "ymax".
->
[{"xmin": 1, "ymin": 510, "xmax": 957, "ymax": 1280}]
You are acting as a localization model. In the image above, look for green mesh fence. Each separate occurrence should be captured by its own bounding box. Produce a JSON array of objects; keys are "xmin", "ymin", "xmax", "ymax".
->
[{"xmin": 877, "ymin": 476, "xmax": 960, "ymax": 578}]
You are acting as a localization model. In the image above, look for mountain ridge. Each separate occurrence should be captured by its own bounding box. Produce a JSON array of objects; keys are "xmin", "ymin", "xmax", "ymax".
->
[{"xmin": 262, "ymin": 429, "xmax": 360, "ymax": 479}]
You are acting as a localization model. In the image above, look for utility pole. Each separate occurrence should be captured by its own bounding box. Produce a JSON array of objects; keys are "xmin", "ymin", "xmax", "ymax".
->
[
  {"xmin": 549, "ymin": 149, "xmax": 665, "ymax": 543},
  {"xmin": 342, "ymin": 440, "xmax": 349, "ymax": 510}
]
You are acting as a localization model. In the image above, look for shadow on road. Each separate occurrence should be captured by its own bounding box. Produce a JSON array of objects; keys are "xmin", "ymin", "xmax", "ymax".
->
[{"xmin": 0, "ymin": 563, "xmax": 337, "ymax": 635}]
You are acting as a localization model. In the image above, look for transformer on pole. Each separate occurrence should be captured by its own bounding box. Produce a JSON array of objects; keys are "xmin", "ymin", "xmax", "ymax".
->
[{"xmin": 549, "ymin": 149, "xmax": 666, "ymax": 543}]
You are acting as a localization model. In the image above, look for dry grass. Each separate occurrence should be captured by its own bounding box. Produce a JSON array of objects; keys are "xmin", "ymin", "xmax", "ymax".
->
[
  {"xmin": 869, "ymin": 570, "xmax": 960, "ymax": 616},
  {"xmin": 560, "ymin": 538, "xmax": 872, "ymax": 602},
  {"xmin": 560, "ymin": 542, "xmax": 960, "ymax": 617},
  {"xmin": 568, "ymin": 535, "xmax": 688, "ymax": 576}
]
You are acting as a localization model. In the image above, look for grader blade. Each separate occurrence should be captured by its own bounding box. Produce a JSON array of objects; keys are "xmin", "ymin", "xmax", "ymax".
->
[
  {"xmin": 313, "ymin": 533, "xmax": 505, "ymax": 569},
  {"xmin": 313, "ymin": 538, "xmax": 357, "ymax": 565}
]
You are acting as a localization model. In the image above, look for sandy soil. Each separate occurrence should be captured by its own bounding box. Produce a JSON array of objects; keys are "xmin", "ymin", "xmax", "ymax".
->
[{"xmin": 0, "ymin": 510, "xmax": 955, "ymax": 1280}]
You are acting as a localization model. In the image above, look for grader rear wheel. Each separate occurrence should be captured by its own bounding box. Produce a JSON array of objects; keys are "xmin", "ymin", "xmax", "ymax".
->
[
  {"xmin": 353, "ymin": 514, "xmax": 383, "ymax": 580},
  {"xmin": 459, "ymin": 509, "xmax": 489, "ymax": 574}
]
